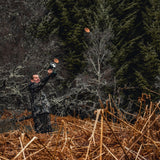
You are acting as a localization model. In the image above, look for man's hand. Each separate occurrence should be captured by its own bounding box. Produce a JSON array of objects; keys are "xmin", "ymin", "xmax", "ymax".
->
[{"xmin": 48, "ymin": 69, "xmax": 53, "ymax": 75}]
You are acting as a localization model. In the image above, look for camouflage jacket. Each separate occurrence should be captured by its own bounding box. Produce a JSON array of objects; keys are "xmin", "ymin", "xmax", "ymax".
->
[{"xmin": 28, "ymin": 72, "xmax": 56, "ymax": 116}]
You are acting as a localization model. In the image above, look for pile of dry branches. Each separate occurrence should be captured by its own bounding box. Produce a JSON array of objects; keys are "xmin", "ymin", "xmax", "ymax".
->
[{"xmin": 0, "ymin": 98, "xmax": 159, "ymax": 160}]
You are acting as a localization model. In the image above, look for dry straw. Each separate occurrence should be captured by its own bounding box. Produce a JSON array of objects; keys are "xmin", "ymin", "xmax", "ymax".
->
[{"xmin": 0, "ymin": 94, "xmax": 159, "ymax": 159}]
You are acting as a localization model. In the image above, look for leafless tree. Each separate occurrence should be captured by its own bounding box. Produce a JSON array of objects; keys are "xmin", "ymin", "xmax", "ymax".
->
[
  {"xmin": 83, "ymin": 28, "xmax": 114, "ymax": 99},
  {"xmin": 50, "ymin": 28, "xmax": 115, "ymax": 118}
]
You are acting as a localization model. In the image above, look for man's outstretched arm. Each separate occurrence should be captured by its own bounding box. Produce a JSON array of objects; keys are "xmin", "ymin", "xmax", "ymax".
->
[{"xmin": 29, "ymin": 70, "xmax": 57, "ymax": 92}]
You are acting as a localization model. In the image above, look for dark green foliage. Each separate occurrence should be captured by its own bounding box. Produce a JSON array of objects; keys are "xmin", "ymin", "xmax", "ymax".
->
[
  {"xmin": 27, "ymin": 0, "xmax": 113, "ymax": 79},
  {"xmin": 26, "ymin": 0, "xmax": 160, "ymax": 111},
  {"xmin": 31, "ymin": 0, "xmax": 100, "ymax": 78},
  {"xmin": 145, "ymin": 0, "xmax": 160, "ymax": 60},
  {"xmin": 108, "ymin": 0, "xmax": 160, "ymax": 102}
]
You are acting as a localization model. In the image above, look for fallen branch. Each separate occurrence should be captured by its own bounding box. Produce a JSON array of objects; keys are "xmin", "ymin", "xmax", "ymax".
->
[
  {"xmin": 103, "ymin": 143, "xmax": 118, "ymax": 160},
  {"xmin": 120, "ymin": 114, "xmax": 160, "ymax": 160},
  {"xmin": 13, "ymin": 136, "xmax": 37, "ymax": 160},
  {"xmin": 125, "ymin": 146, "xmax": 147, "ymax": 160},
  {"xmin": 135, "ymin": 144, "xmax": 142, "ymax": 160},
  {"xmin": 0, "ymin": 156, "xmax": 9, "ymax": 160},
  {"xmin": 102, "ymin": 112, "xmax": 130, "ymax": 160},
  {"xmin": 100, "ymin": 110, "xmax": 104, "ymax": 160},
  {"xmin": 19, "ymin": 136, "xmax": 26, "ymax": 160},
  {"xmin": 85, "ymin": 109, "xmax": 101, "ymax": 160},
  {"xmin": 105, "ymin": 110, "xmax": 159, "ymax": 148}
]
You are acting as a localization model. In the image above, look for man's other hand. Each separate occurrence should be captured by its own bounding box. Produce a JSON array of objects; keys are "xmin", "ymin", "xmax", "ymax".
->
[{"xmin": 48, "ymin": 69, "xmax": 53, "ymax": 75}]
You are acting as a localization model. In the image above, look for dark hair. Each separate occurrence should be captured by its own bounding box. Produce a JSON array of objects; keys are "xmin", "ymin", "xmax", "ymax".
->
[{"xmin": 30, "ymin": 74, "xmax": 40, "ymax": 80}]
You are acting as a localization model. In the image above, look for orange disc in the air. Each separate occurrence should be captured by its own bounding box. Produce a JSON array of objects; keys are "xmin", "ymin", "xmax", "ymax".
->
[
  {"xmin": 54, "ymin": 58, "xmax": 59, "ymax": 63},
  {"xmin": 84, "ymin": 27, "xmax": 90, "ymax": 33}
]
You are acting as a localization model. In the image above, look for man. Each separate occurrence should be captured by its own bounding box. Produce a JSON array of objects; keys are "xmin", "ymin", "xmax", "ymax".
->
[{"xmin": 28, "ymin": 69, "xmax": 56, "ymax": 133}]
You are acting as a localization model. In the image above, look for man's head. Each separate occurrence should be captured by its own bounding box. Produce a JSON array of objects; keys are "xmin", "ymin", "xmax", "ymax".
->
[{"xmin": 31, "ymin": 74, "xmax": 40, "ymax": 83}]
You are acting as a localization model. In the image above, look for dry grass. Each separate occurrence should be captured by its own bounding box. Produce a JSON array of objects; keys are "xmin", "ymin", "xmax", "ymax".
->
[{"xmin": 0, "ymin": 98, "xmax": 159, "ymax": 160}]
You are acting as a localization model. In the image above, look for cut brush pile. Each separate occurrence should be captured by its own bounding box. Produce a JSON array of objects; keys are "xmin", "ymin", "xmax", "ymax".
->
[{"xmin": 0, "ymin": 97, "xmax": 159, "ymax": 160}]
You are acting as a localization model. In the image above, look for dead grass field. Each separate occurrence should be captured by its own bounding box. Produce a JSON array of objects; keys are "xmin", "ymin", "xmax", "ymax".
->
[{"xmin": 0, "ymin": 99, "xmax": 159, "ymax": 160}]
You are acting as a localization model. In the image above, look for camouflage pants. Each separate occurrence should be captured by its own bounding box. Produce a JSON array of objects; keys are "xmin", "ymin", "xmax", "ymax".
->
[{"xmin": 33, "ymin": 113, "xmax": 52, "ymax": 133}]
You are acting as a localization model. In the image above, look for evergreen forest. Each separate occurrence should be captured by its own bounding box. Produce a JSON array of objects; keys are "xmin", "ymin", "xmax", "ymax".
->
[
  {"xmin": 0, "ymin": 0, "xmax": 160, "ymax": 117},
  {"xmin": 30, "ymin": 0, "xmax": 160, "ymax": 111}
]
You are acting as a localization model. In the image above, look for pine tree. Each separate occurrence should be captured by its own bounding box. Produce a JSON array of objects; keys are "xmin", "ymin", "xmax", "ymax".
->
[
  {"xmin": 108, "ymin": 0, "xmax": 160, "ymax": 101},
  {"xmin": 40, "ymin": 0, "xmax": 100, "ymax": 78},
  {"xmin": 28, "ymin": 0, "xmax": 113, "ymax": 80},
  {"xmin": 145, "ymin": 0, "xmax": 160, "ymax": 59},
  {"xmin": 143, "ymin": 0, "xmax": 160, "ymax": 95}
]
